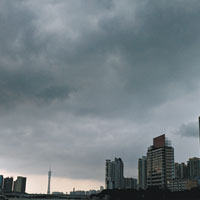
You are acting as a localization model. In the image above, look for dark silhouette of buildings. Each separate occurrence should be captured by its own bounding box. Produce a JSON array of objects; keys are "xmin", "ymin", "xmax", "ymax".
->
[
  {"xmin": 91, "ymin": 188, "xmax": 200, "ymax": 200},
  {"xmin": 105, "ymin": 158, "xmax": 124, "ymax": 189}
]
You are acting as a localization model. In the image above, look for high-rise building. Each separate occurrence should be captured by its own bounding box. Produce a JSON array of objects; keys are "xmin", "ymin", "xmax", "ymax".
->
[
  {"xmin": 105, "ymin": 158, "xmax": 124, "ymax": 189},
  {"xmin": 114, "ymin": 158, "xmax": 124, "ymax": 189},
  {"xmin": 105, "ymin": 159, "xmax": 114, "ymax": 189},
  {"xmin": 146, "ymin": 134, "xmax": 174, "ymax": 189},
  {"xmin": 13, "ymin": 176, "xmax": 26, "ymax": 193},
  {"xmin": 0, "ymin": 175, "xmax": 3, "ymax": 193},
  {"xmin": 187, "ymin": 157, "xmax": 200, "ymax": 179},
  {"xmin": 3, "ymin": 177, "xmax": 13, "ymax": 193},
  {"xmin": 138, "ymin": 156, "xmax": 147, "ymax": 190}
]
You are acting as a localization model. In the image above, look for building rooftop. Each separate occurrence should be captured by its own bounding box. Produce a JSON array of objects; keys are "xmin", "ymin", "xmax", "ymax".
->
[{"xmin": 153, "ymin": 134, "xmax": 172, "ymax": 148}]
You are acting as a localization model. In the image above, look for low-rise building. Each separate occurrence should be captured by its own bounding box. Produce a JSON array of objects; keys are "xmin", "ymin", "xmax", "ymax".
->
[{"xmin": 168, "ymin": 179, "xmax": 198, "ymax": 192}]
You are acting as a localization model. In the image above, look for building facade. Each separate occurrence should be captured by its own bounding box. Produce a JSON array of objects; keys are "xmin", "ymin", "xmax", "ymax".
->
[
  {"xmin": 168, "ymin": 179, "xmax": 198, "ymax": 192},
  {"xmin": 146, "ymin": 134, "xmax": 174, "ymax": 189},
  {"xmin": 167, "ymin": 178, "xmax": 187, "ymax": 192}
]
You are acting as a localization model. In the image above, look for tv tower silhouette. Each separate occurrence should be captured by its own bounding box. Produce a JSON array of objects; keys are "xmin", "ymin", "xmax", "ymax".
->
[{"xmin": 47, "ymin": 167, "xmax": 52, "ymax": 195}]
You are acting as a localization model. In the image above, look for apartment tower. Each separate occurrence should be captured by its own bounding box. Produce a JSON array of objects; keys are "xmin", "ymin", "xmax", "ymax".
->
[
  {"xmin": 138, "ymin": 156, "xmax": 147, "ymax": 190},
  {"xmin": 105, "ymin": 158, "xmax": 124, "ymax": 189},
  {"xmin": 147, "ymin": 134, "xmax": 174, "ymax": 189}
]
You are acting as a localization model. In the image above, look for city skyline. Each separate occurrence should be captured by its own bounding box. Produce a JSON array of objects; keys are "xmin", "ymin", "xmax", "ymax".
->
[
  {"xmin": 1, "ymin": 131, "xmax": 199, "ymax": 194},
  {"xmin": 1, "ymin": 0, "xmax": 200, "ymax": 194}
]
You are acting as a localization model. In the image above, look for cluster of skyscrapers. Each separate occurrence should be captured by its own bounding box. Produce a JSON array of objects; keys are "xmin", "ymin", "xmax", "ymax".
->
[
  {"xmin": 0, "ymin": 175, "xmax": 26, "ymax": 194},
  {"xmin": 106, "ymin": 134, "xmax": 200, "ymax": 192},
  {"xmin": 105, "ymin": 158, "xmax": 137, "ymax": 190},
  {"xmin": 138, "ymin": 134, "xmax": 200, "ymax": 191}
]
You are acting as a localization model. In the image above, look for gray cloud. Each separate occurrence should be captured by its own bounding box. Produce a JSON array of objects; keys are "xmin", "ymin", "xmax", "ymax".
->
[
  {"xmin": 0, "ymin": 0, "xmax": 200, "ymax": 187},
  {"xmin": 176, "ymin": 122, "xmax": 199, "ymax": 138}
]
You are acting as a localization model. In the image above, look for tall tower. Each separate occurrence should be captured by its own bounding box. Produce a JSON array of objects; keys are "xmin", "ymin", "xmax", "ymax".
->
[{"xmin": 47, "ymin": 168, "xmax": 52, "ymax": 195}]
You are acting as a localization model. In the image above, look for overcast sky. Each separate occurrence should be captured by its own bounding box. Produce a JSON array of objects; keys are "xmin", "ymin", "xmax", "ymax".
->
[{"xmin": 0, "ymin": 0, "xmax": 200, "ymax": 194}]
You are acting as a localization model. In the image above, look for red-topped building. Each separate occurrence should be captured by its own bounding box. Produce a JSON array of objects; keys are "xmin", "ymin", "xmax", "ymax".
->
[
  {"xmin": 153, "ymin": 134, "xmax": 165, "ymax": 148},
  {"xmin": 147, "ymin": 134, "xmax": 174, "ymax": 189}
]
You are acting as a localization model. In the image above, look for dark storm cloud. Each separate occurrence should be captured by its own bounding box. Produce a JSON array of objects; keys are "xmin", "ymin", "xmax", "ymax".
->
[
  {"xmin": 1, "ymin": 0, "xmax": 200, "ymax": 114},
  {"xmin": 0, "ymin": 0, "xmax": 74, "ymax": 107},
  {"xmin": 0, "ymin": 0, "xmax": 200, "ymax": 182}
]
